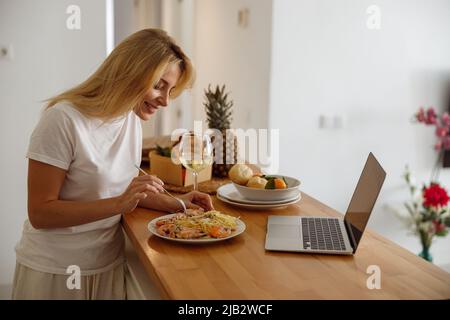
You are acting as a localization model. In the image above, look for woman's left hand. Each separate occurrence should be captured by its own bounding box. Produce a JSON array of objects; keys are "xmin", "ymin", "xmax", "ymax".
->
[{"xmin": 177, "ymin": 191, "xmax": 214, "ymax": 211}]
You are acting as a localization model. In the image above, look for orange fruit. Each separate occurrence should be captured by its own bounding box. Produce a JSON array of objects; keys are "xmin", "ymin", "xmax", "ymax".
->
[{"xmin": 274, "ymin": 178, "xmax": 287, "ymax": 189}]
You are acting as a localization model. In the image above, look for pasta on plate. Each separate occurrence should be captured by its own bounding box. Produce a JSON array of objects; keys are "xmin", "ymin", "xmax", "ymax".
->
[{"xmin": 153, "ymin": 209, "xmax": 241, "ymax": 240}]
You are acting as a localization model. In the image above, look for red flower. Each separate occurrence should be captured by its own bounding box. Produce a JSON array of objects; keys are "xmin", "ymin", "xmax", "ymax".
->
[
  {"xmin": 434, "ymin": 141, "xmax": 443, "ymax": 151},
  {"xmin": 443, "ymin": 136, "xmax": 450, "ymax": 150},
  {"xmin": 425, "ymin": 107, "xmax": 437, "ymax": 125},
  {"xmin": 435, "ymin": 126, "xmax": 448, "ymax": 138},
  {"xmin": 423, "ymin": 183, "xmax": 450, "ymax": 207},
  {"xmin": 416, "ymin": 107, "xmax": 426, "ymax": 123},
  {"xmin": 442, "ymin": 112, "xmax": 450, "ymax": 127}
]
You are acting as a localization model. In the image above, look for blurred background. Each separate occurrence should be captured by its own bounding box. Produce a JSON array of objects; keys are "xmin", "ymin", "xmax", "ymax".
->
[{"xmin": 1, "ymin": 0, "xmax": 450, "ymax": 298}]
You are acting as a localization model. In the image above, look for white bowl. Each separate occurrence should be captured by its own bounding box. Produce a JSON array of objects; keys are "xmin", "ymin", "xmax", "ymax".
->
[{"xmin": 233, "ymin": 176, "xmax": 301, "ymax": 201}]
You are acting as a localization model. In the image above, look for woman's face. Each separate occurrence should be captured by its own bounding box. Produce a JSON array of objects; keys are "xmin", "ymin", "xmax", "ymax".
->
[{"xmin": 134, "ymin": 63, "xmax": 181, "ymax": 121}]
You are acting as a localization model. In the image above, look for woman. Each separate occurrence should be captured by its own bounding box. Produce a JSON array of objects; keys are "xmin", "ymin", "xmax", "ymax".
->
[{"xmin": 12, "ymin": 29, "xmax": 213, "ymax": 299}]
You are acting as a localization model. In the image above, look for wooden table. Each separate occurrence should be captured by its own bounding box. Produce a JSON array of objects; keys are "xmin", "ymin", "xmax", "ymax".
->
[{"xmin": 122, "ymin": 193, "xmax": 450, "ymax": 299}]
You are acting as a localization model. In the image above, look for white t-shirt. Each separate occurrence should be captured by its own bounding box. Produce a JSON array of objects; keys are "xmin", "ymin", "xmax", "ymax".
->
[{"xmin": 15, "ymin": 102, "xmax": 142, "ymax": 275}]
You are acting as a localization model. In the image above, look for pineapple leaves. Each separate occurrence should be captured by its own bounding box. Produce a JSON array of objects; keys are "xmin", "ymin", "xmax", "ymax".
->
[{"xmin": 204, "ymin": 84, "xmax": 234, "ymax": 131}]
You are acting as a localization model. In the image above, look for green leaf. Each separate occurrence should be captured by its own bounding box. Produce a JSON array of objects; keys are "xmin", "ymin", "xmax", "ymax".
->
[
  {"xmin": 156, "ymin": 144, "xmax": 171, "ymax": 157},
  {"xmin": 404, "ymin": 202, "xmax": 415, "ymax": 216},
  {"xmin": 444, "ymin": 217, "xmax": 450, "ymax": 227},
  {"xmin": 265, "ymin": 179, "xmax": 276, "ymax": 189}
]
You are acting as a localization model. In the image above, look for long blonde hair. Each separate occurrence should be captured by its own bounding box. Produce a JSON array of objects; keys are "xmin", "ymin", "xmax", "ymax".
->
[{"xmin": 46, "ymin": 28, "xmax": 195, "ymax": 120}]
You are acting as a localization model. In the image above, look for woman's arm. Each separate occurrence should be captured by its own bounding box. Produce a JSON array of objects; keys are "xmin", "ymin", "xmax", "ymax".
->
[
  {"xmin": 27, "ymin": 159, "xmax": 163, "ymax": 229},
  {"xmin": 137, "ymin": 193, "xmax": 182, "ymax": 212},
  {"xmin": 138, "ymin": 190, "xmax": 215, "ymax": 212}
]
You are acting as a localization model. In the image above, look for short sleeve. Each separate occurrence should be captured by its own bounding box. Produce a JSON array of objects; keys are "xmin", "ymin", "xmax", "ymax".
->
[
  {"xmin": 26, "ymin": 107, "xmax": 75, "ymax": 170},
  {"xmin": 135, "ymin": 114, "xmax": 142, "ymax": 165}
]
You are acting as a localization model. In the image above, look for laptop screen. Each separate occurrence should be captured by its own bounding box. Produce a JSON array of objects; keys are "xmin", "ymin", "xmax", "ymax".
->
[{"xmin": 344, "ymin": 153, "xmax": 386, "ymax": 252}]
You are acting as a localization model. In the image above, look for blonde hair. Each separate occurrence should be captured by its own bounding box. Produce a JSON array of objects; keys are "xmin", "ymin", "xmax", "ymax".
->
[{"xmin": 46, "ymin": 28, "xmax": 195, "ymax": 120}]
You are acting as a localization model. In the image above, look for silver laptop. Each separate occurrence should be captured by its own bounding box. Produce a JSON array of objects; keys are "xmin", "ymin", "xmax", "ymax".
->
[{"xmin": 265, "ymin": 152, "xmax": 386, "ymax": 255}]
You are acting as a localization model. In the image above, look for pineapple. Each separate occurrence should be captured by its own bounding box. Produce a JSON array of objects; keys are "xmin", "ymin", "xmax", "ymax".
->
[{"xmin": 204, "ymin": 85, "xmax": 238, "ymax": 178}]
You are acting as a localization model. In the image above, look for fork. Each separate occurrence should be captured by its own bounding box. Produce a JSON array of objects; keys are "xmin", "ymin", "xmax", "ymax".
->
[{"xmin": 134, "ymin": 164, "xmax": 187, "ymax": 214}]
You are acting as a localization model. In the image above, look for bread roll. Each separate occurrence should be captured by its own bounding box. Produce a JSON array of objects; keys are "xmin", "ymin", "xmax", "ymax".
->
[{"xmin": 228, "ymin": 164, "xmax": 253, "ymax": 185}]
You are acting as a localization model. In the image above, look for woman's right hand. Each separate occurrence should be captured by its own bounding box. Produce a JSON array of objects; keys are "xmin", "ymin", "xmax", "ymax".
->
[{"xmin": 115, "ymin": 175, "xmax": 165, "ymax": 214}]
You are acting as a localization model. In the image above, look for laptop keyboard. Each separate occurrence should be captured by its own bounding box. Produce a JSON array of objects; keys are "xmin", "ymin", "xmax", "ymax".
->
[{"xmin": 301, "ymin": 217, "xmax": 347, "ymax": 251}]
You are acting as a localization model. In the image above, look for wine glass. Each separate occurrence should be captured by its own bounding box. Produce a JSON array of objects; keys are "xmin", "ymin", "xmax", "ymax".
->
[{"xmin": 179, "ymin": 132, "xmax": 213, "ymax": 191}]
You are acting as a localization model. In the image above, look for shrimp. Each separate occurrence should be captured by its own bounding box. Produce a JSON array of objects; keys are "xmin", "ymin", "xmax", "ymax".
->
[
  {"xmin": 185, "ymin": 208, "xmax": 204, "ymax": 217},
  {"xmin": 157, "ymin": 224, "xmax": 177, "ymax": 238},
  {"xmin": 177, "ymin": 228, "xmax": 206, "ymax": 239},
  {"xmin": 155, "ymin": 213, "xmax": 185, "ymax": 227},
  {"xmin": 209, "ymin": 226, "xmax": 232, "ymax": 238},
  {"xmin": 155, "ymin": 219, "xmax": 169, "ymax": 227}
]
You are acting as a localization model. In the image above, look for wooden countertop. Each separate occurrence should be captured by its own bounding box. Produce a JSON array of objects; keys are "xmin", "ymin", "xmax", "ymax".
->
[{"xmin": 122, "ymin": 193, "xmax": 450, "ymax": 299}]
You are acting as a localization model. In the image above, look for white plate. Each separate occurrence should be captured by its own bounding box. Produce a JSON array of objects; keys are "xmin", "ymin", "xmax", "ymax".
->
[
  {"xmin": 148, "ymin": 213, "xmax": 246, "ymax": 244},
  {"xmin": 217, "ymin": 183, "xmax": 301, "ymax": 205},
  {"xmin": 217, "ymin": 192, "xmax": 301, "ymax": 210}
]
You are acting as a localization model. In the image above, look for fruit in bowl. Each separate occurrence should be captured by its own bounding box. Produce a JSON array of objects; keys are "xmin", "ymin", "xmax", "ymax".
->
[
  {"xmin": 228, "ymin": 164, "xmax": 301, "ymax": 201},
  {"xmin": 246, "ymin": 176, "xmax": 268, "ymax": 189},
  {"xmin": 262, "ymin": 176, "xmax": 288, "ymax": 189}
]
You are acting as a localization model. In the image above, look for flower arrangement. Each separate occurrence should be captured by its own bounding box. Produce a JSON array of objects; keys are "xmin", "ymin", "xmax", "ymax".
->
[
  {"xmin": 415, "ymin": 106, "xmax": 450, "ymax": 151},
  {"xmin": 414, "ymin": 106, "xmax": 450, "ymax": 181},
  {"xmin": 402, "ymin": 167, "xmax": 450, "ymax": 262},
  {"xmin": 398, "ymin": 106, "xmax": 450, "ymax": 262}
]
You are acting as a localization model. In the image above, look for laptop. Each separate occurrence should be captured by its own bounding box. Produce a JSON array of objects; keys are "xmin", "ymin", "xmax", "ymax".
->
[{"xmin": 265, "ymin": 152, "xmax": 386, "ymax": 255}]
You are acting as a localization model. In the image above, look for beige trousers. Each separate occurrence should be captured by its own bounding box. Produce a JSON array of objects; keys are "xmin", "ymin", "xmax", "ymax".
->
[{"xmin": 11, "ymin": 262, "xmax": 127, "ymax": 300}]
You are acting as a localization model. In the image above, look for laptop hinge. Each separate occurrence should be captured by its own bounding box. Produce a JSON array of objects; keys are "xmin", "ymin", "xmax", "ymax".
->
[{"xmin": 344, "ymin": 220, "xmax": 357, "ymax": 253}]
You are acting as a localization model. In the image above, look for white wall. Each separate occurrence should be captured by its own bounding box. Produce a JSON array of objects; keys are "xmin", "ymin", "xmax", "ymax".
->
[
  {"xmin": 270, "ymin": 0, "xmax": 450, "ymax": 267},
  {"xmin": 114, "ymin": 0, "xmax": 159, "ymax": 138},
  {"xmin": 159, "ymin": 0, "xmax": 195, "ymax": 135},
  {"xmin": 192, "ymin": 0, "xmax": 273, "ymax": 130},
  {"xmin": 114, "ymin": 0, "xmax": 136, "ymax": 46},
  {"xmin": 0, "ymin": 0, "xmax": 107, "ymax": 298}
]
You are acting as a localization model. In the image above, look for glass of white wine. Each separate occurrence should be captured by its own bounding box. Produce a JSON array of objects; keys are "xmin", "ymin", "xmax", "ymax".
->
[{"xmin": 179, "ymin": 132, "xmax": 213, "ymax": 191}]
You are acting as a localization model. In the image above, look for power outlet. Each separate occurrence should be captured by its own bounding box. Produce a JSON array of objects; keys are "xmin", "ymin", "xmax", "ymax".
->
[
  {"xmin": 319, "ymin": 114, "xmax": 333, "ymax": 129},
  {"xmin": 333, "ymin": 114, "xmax": 346, "ymax": 129},
  {"xmin": 319, "ymin": 114, "xmax": 346, "ymax": 129}
]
